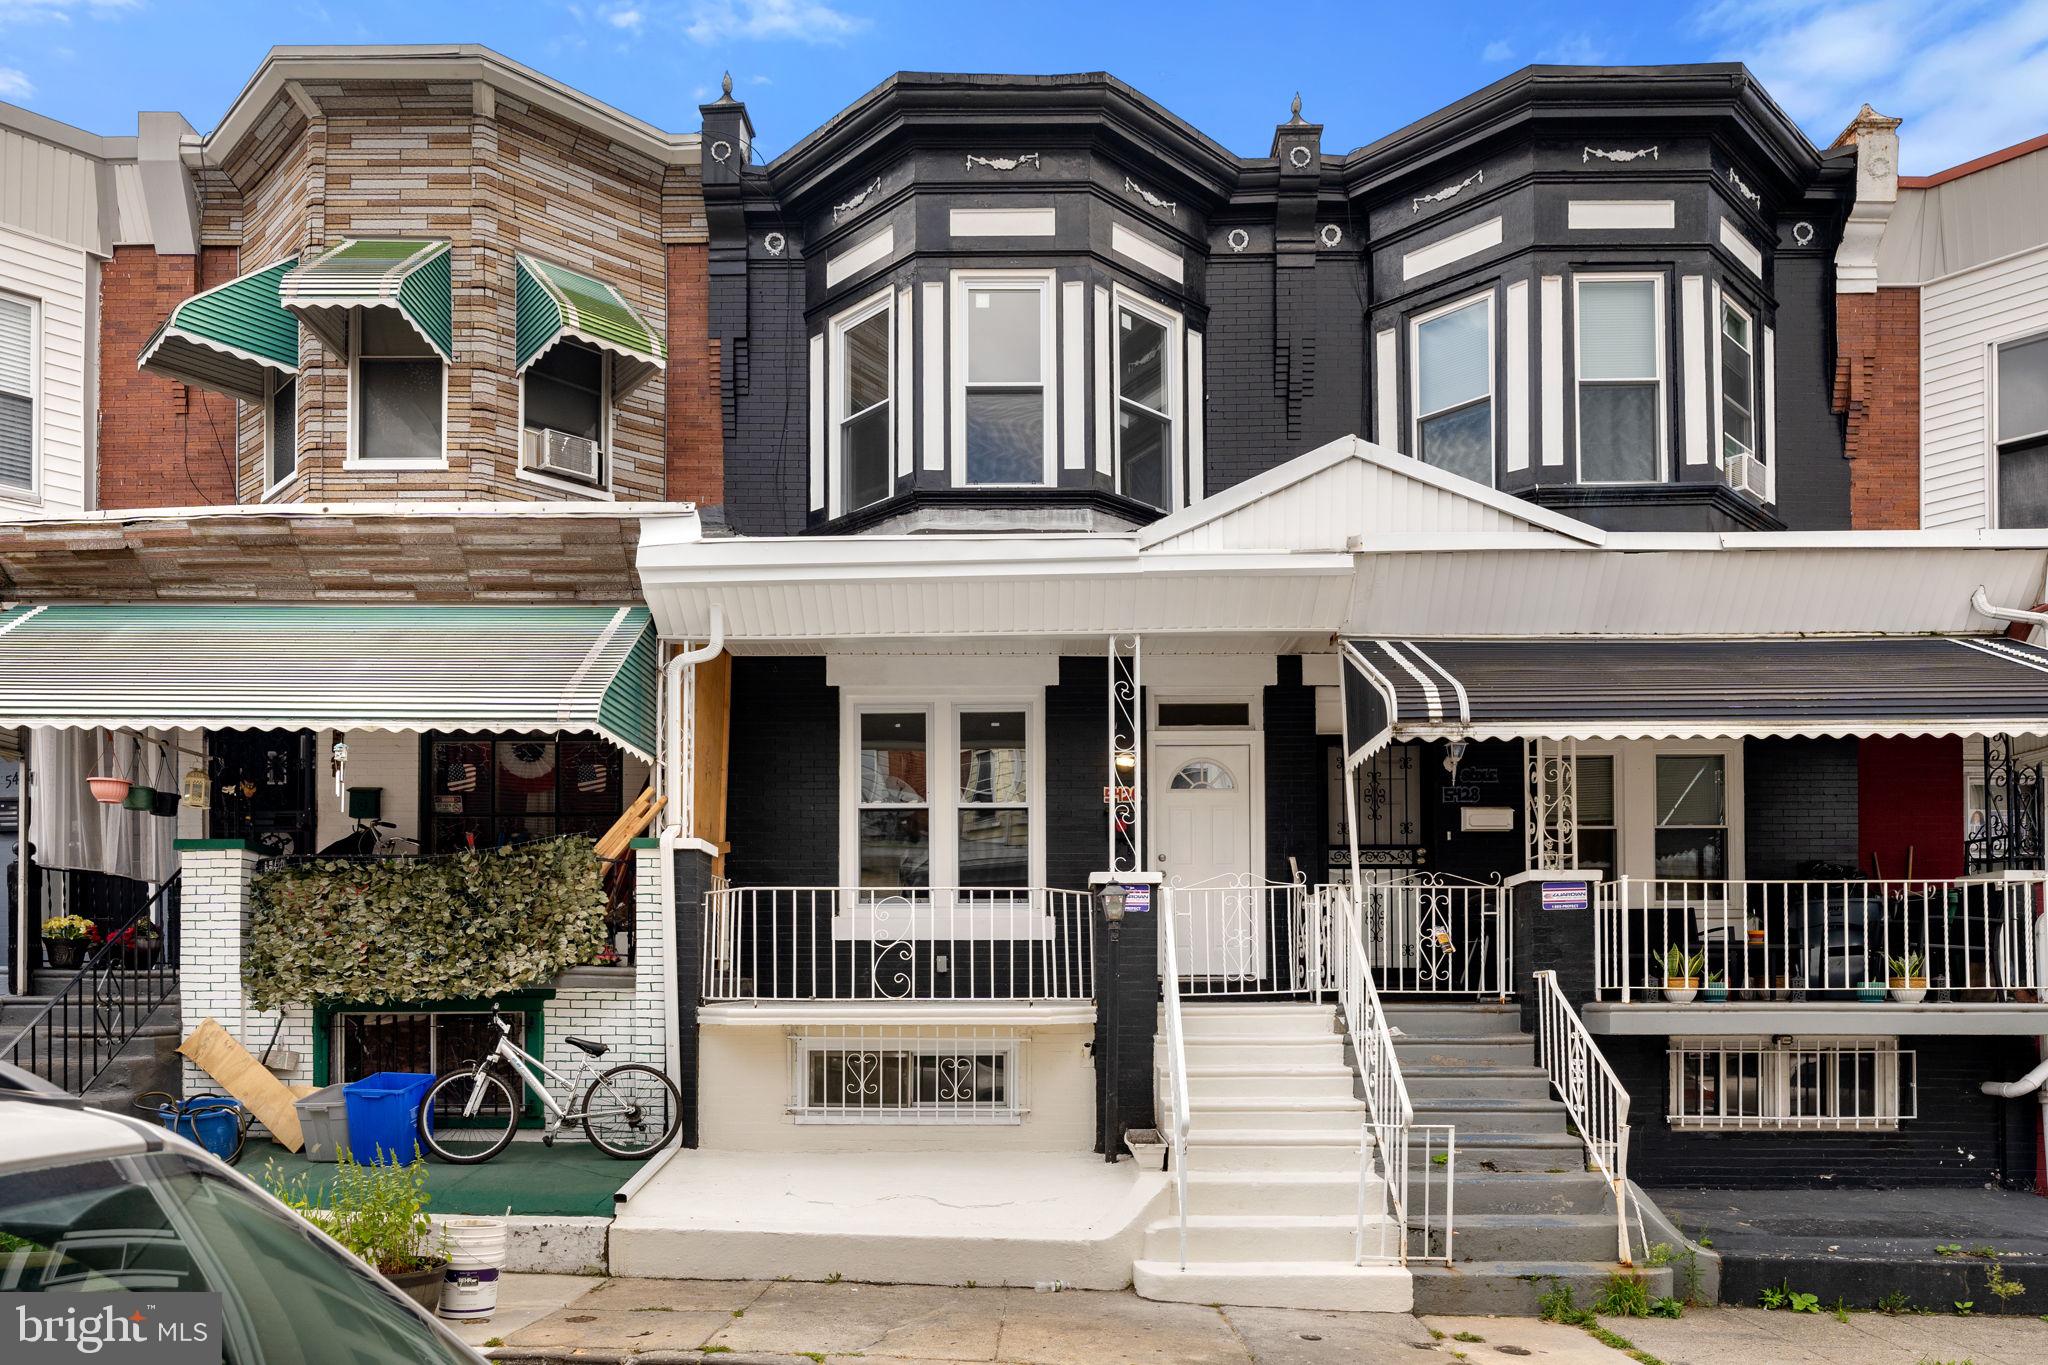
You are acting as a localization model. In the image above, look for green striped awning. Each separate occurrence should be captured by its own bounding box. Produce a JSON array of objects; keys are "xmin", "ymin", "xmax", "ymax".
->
[
  {"xmin": 136, "ymin": 257, "xmax": 300, "ymax": 402},
  {"xmin": 0, "ymin": 604, "xmax": 658, "ymax": 762},
  {"xmin": 515, "ymin": 255, "xmax": 666, "ymax": 396},
  {"xmin": 281, "ymin": 239, "xmax": 453, "ymax": 361}
]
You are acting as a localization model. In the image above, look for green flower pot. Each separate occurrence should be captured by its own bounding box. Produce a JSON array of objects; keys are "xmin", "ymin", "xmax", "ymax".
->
[{"xmin": 121, "ymin": 784, "xmax": 157, "ymax": 812}]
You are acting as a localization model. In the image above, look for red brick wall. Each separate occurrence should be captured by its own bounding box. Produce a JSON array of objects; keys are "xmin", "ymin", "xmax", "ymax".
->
[
  {"xmin": 98, "ymin": 245, "xmax": 242, "ymax": 508},
  {"xmin": 1858, "ymin": 735, "xmax": 1966, "ymax": 880},
  {"xmin": 1833, "ymin": 286, "xmax": 1922, "ymax": 529},
  {"xmin": 664, "ymin": 242, "xmax": 722, "ymax": 511}
]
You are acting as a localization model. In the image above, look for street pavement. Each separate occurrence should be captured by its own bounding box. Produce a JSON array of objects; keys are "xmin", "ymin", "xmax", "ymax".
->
[{"xmin": 450, "ymin": 1274, "xmax": 2048, "ymax": 1363}]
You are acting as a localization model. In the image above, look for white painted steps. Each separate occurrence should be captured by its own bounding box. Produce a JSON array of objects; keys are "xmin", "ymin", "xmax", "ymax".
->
[{"xmin": 1136, "ymin": 1001, "xmax": 1410, "ymax": 1312}]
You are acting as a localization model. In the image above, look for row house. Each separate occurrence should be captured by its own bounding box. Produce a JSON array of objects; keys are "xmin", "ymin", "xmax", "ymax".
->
[{"xmin": 0, "ymin": 50, "xmax": 2045, "ymax": 1317}]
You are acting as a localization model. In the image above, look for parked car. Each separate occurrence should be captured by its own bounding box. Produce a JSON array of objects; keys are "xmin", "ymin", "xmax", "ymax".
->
[{"xmin": 0, "ymin": 1083, "xmax": 484, "ymax": 1363}]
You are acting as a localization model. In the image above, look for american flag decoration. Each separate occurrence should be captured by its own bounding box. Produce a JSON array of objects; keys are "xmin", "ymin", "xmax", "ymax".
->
[
  {"xmin": 446, "ymin": 760, "xmax": 478, "ymax": 793},
  {"xmin": 576, "ymin": 755, "xmax": 608, "ymax": 793}
]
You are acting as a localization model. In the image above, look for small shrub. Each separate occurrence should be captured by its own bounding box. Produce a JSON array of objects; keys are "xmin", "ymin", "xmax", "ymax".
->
[
  {"xmin": 262, "ymin": 1154, "xmax": 439, "ymax": 1276},
  {"xmin": 1987, "ymin": 1261, "xmax": 2026, "ymax": 1307}
]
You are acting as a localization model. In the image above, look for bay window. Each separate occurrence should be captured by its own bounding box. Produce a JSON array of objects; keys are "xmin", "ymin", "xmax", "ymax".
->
[
  {"xmin": 954, "ymin": 274, "xmax": 1052, "ymax": 486},
  {"xmin": 831, "ymin": 292, "xmax": 894, "ymax": 514},
  {"xmin": 1115, "ymin": 300, "xmax": 1174, "ymax": 508},
  {"xmin": 1575, "ymin": 276, "xmax": 1665, "ymax": 483},
  {"xmin": 1411, "ymin": 293, "xmax": 1494, "ymax": 486},
  {"xmin": 352, "ymin": 309, "xmax": 444, "ymax": 464},
  {"xmin": 846, "ymin": 700, "xmax": 1040, "ymax": 897},
  {"xmin": 1995, "ymin": 333, "xmax": 2048, "ymax": 527},
  {"xmin": 1719, "ymin": 297, "xmax": 1756, "ymax": 464}
]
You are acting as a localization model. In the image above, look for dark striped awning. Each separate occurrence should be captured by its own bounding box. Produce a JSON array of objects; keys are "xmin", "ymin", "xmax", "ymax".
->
[{"xmin": 1340, "ymin": 635, "xmax": 2048, "ymax": 763}]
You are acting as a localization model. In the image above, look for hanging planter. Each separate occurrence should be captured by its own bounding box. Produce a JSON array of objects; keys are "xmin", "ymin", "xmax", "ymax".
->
[
  {"xmin": 122, "ymin": 783, "xmax": 157, "ymax": 812},
  {"xmin": 88, "ymin": 730, "xmax": 134, "ymax": 805},
  {"xmin": 148, "ymin": 743, "xmax": 181, "ymax": 818}
]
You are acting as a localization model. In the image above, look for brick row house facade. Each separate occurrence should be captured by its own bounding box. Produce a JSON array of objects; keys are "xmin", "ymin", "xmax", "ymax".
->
[{"xmin": 1, "ymin": 48, "xmax": 2047, "ymax": 1316}]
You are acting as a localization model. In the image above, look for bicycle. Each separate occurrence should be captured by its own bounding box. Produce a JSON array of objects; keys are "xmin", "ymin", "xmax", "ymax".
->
[{"xmin": 414, "ymin": 1006, "xmax": 681, "ymax": 1163}]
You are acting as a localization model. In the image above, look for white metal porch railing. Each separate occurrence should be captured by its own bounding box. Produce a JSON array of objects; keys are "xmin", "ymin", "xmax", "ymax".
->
[
  {"xmin": 1321, "ymin": 873, "xmax": 1513, "ymax": 998},
  {"xmin": 701, "ymin": 886, "xmax": 1095, "ymax": 1001},
  {"xmin": 1322, "ymin": 883, "xmax": 1454, "ymax": 1265},
  {"xmin": 1594, "ymin": 876, "xmax": 2043, "ymax": 1003},
  {"xmin": 1157, "ymin": 884, "xmax": 1193, "ymax": 1271},
  {"xmin": 1532, "ymin": 969, "xmax": 1633, "ymax": 1265},
  {"xmin": 1164, "ymin": 875, "xmax": 1319, "ymax": 996}
]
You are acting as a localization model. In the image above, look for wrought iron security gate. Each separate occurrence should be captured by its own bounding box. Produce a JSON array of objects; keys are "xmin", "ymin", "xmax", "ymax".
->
[{"xmin": 1968, "ymin": 734, "xmax": 2043, "ymax": 873}]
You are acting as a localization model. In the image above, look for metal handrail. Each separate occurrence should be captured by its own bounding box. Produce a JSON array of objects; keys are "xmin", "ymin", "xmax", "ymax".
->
[
  {"xmin": 1158, "ymin": 884, "xmax": 1193, "ymax": 1271},
  {"xmin": 5, "ymin": 873, "xmax": 182, "ymax": 1095},
  {"xmin": 1532, "ymin": 968, "xmax": 1632, "ymax": 1264}
]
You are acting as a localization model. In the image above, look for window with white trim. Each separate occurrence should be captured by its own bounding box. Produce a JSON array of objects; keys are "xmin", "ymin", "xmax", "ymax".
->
[
  {"xmin": 0, "ymin": 291, "xmax": 36, "ymax": 493},
  {"xmin": 846, "ymin": 700, "xmax": 1041, "ymax": 895},
  {"xmin": 1575, "ymin": 276, "xmax": 1665, "ymax": 483},
  {"xmin": 266, "ymin": 374, "xmax": 297, "ymax": 490},
  {"xmin": 1669, "ymin": 1037, "xmax": 1913, "ymax": 1130},
  {"xmin": 1995, "ymin": 334, "xmax": 2048, "ymax": 528},
  {"xmin": 1654, "ymin": 753, "xmax": 1726, "ymax": 879},
  {"xmin": 352, "ymin": 309, "xmax": 444, "ymax": 463},
  {"xmin": 1719, "ymin": 297, "xmax": 1756, "ymax": 466},
  {"xmin": 1115, "ymin": 299, "xmax": 1174, "ymax": 508},
  {"xmin": 831, "ymin": 292, "xmax": 893, "ymax": 513},
  {"xmin": 1574, "ymin": 755, "xmax": 1617, "ymax": 882},
  {"xmin": 956, "ymin": 275, "xmax": 1052, "ymax": 486},
  {"xmin": 522, "ymin": 340, "xmax": 608, "ymax": 487},
  {"xmin": 1411, "ymin": 293, "xmax": 1494, "ymax": 486},
  {"xmin": 792, "ymin": 1030, "xmax": 1023, "ymax": 1124}
]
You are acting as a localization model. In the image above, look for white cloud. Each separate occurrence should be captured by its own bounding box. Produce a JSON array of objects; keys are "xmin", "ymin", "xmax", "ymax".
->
[
  {"xmin": 1698, "ymin": 0, "xmax": 2048, "ymax": 172},
  {"xmin": 1481, "ymin": 39, "xmax": 1515, "ymax": 63},
  {"xmin": 749, "ymin": 73, "xmax": 772, "ymax": 84},
  {"xmin": 684, "ymin": 0, "xmax": 865, "ymax": 44},
  {"xmin": 0, "ymin": 66, "xmax": 32, "ymax": 98},
  {"xmin": 607, "ymin": 5, "xmax": 642, "ymax": 29},
  {"xmin": 1538, "ymin": 33, "xmax": 1612, "ymax": 64}
]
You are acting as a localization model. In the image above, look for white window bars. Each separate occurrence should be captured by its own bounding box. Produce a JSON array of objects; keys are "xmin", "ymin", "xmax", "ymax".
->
[
  {"xmin": 1667, "ymin": 1036, "xmax": 1915, "ymax": 1130},
  {"xmin": 788, "ymin": 1024, "xmax": 1026, "ymax": 1124}
]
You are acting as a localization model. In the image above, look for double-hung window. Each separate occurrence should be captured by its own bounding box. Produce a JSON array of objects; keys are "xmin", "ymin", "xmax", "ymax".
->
[
  {"xmin": 858, "ymin": 711, "xmax": 931, "ymax": 890},
  {"xmin": 1573, "ymin": 755, "xmax": 1618, "ymax": 882},
  {"xmin": 957, "ymin": 711, "xmax": 1029, "ymax": 890},
  {"xmin": 1719, "ymin": 298, "xmax": 1756, "ymax": 465},
  {"xmin": 352, "ymin": 309, "xmax": 444, "ymax": 464},
  {"xmin": 1411, "ymin": 293, "xmax": 1494, "ymax": 486},
  {"xmin": 0, "ymin": 291, "xmax": 36, "ymax": 494},
  {"xmin": 848, "ymin": 701, "xmax": 1040, "ymax": 900},
  {"xmin": 1994, "ymin": 334, "xmax": 2048, "ymax": 527},
  {"xmin": 266, "ymin": 375, "xmax": 298, "ymax": 490},
  {"xmin": 1654, "ymin": 754, "xmax": 1726, "ymax": 880},
  {"xmin": 1115, "ymin": 300, "xmax": 1174, "ymax": 508},
  {"xmin": 956, "ymin": 275, "xmax": 1052, "ymax": 486},
  {"xmin": 522, "ymin": 340, "xmax": 607, "ymax": 486},
  {"xmin": 1575, "ymin": 276, "xmax": 1664, "ymax": 483},
  {"xmin": 832, "ymin": 293, "xmax": 893, "ymax": 514}
]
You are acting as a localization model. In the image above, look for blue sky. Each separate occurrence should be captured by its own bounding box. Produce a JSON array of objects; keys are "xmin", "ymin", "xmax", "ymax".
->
[{"xmin": 2, "ymin": 0, "xmax": 2047, "ymax": 173}]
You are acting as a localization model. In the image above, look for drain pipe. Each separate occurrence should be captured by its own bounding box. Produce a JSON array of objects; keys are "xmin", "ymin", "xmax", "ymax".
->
[
  {"xmin": 1971, "ymin": 586, "xmax": 2048, "ymax": 637},
  {"xmin": 1981, "ymin": 1056, "xmax": 2048, "ymax": 1099}
]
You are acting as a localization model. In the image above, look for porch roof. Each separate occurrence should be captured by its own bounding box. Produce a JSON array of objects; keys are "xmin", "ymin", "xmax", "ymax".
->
[
  {"xmin": 1340, "ymin": 634, "xmax": 2048, "ymax": 757},
  {"xmin": 0, "ymin": 603, "xmax": 658, "ymax": 761}
]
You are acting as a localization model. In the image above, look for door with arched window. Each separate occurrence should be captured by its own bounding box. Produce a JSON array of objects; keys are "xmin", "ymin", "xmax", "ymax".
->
[{"xmin": 1155, "ymin": 742, "xmax": 1255, "ymax": 977}]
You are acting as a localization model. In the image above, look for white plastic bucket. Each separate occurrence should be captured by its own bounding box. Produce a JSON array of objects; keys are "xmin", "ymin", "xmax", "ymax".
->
[{"xmin": 436, "ymin": 1218, "xmax": 508, "ymax": 1320}]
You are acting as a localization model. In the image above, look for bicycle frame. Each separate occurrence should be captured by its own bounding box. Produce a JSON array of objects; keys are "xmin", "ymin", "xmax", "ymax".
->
[{"xmin": 449, "ymin": 1023, "xmax": 642, "ymax": 1129}]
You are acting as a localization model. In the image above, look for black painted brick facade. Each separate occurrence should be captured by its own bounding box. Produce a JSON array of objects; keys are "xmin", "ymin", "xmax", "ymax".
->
[
  {"xmin": 1745, "ymin": 737, "xmax": 1860, "ymax": 877},
  {"xmin": 725, "ymin": 656, "xmax": 838, "ymax": 886},
  {"xmin": 1202, "ymin": 257, "xmax": 1281, "ymax": 496},
  {"xmin": 1613, "ymin": 1033, "xmax": 2039, "ymax": 1189},
  {"xmin": 1048, "ymin": 656, "xmax": 1112, "ymax": 893},
  {"xmin": 1093, "ymin": 900, "xmax": 1158, "ymax": 1156},
  {"xmin": 671, "ymin": 845, "xmax": 714, "ymax": 1148},
  {"xmin": 1263, "ymin": 655, "xmax": 1323, "ymax": 885},
  {"xmin": 723, "ymin": 262, "xmax": 810, "ymax": 538}
]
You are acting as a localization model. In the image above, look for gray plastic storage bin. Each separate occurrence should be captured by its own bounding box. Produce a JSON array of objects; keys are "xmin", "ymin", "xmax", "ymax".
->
[{"xmin": 295, "ymin": 1083, "xmax": 352, "ymax": 1163}]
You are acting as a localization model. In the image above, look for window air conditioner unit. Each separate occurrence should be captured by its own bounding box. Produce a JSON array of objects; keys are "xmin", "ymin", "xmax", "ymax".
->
[
  {"xmin": 1723, "ymin": 452, "xmax": 1768, "ymax": 502},
  {"xmin": 523, "ymin": 427, "xmax": 603, "ymax": 485}
]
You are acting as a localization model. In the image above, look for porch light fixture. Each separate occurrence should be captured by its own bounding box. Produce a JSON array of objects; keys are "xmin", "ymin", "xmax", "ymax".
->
[
  {"xmin": 1113, "ymin": 748, "xmax": 1137, "ymax": 774},
  {"xmin": 1096, "ymin": 884, "xmax": 1128, "ymax": 923},
  {"xmin": 1443, "ymin": 738, "xmax": 1470, "ymax": 783},
  {"xmin": 181, "ymin": 767, "xmax": 210, "ymax": 811}
]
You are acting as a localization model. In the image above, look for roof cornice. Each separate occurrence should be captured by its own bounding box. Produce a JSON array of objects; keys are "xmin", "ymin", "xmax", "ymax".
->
[{"xmin": 195, "ymin": 45, "xmax": 700, "ymax": 170}]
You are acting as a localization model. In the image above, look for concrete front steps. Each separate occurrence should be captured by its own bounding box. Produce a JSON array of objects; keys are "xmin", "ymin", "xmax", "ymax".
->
[
  {"xmin": 1388, "ymin": 1001, "xmax": 1670, "ymax": 1316},
  {"xmin": 1136, "ymin": 1002, "xmax": 1410, "ymax": 1312},
  {"xmin": 1, "ymin": 969, "xmax": 182, "ymax": 1113}
]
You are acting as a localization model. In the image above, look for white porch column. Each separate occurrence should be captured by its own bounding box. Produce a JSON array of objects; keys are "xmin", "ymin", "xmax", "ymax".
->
[{"xmin": 174, "ymin": 840, "xmax": 262, "ymax": 1095}]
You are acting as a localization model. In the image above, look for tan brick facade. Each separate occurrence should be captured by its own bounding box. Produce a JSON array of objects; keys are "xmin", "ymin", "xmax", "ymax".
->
[
  {"xmin": 98, "ymin": 245, "xmax": 242, "ymax": 508},
  {"xmin": 1833, "ymin": 286, "xmax": 1923, "ymax": 529}
]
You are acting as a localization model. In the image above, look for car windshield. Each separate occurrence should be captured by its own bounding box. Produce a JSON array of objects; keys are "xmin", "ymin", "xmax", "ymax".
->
[{"xmin": 0, "ymin": 1148, "xmax": 474, "ymax": 1364}]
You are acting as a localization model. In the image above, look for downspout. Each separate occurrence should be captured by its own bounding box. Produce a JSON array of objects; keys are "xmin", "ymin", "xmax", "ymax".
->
[
  {"xmin": 653, "ymin": 605, "xmax": 723, "ymax": 1151},
  {"xmin": 1970, "ymin": 586, "xmax": 2048, "ymax": 637}
]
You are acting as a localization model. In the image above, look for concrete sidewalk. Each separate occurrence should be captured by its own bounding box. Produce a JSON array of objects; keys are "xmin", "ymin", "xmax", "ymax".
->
[{"xmin": 449, "ymin": 1274, "xmax": 2048, "ymax": 1363}]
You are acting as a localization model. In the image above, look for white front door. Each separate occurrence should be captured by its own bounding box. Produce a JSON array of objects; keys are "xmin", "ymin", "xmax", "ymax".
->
[{"xmin": 1154, "ymin": 743, "xmax": 1256, "ymax": 977}]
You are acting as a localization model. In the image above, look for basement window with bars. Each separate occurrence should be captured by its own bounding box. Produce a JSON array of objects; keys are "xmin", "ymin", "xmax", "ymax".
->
[
  {"xmin": 789, "ymin": 1027, "xmax": 1024, "ymax": 1124},
  {"xmin": 1668, "ymin": 1037, "xmax": 1915, "ymax": 1131}
]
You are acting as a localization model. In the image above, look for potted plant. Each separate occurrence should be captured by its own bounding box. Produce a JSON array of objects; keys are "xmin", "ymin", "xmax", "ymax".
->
[
  {"xmin": 87, "ymin": 732, "xmax": 132, "ymax": 805},
  {"xmin": 108, "ymin": 920, "xmax": 164, "ymax": 970},
  {"xmin": 264, "ymin": 1153, "xmax": 446, "ymax": 1310},
  {"xmin": 1702, "ymin": 970, "xmax": 1728, "ymax": 1004},
  {"xmin": 1857, "ymin": 978, "xmax": 1887, "ymax": 1003},
  {"xmin": 1888, "ymin": 953, "xmax": 1928, "ymax": 1004},
  {"xmin": 40, "ymin": 915, "xmax": 97, "ymax": 970},
  {"xmin": 1662, "ymin": 946, "xmax": 1705, "ymax": 1004}
]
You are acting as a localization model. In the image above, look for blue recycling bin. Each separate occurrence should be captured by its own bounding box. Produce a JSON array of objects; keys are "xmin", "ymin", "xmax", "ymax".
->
[{"xmin": 342, "ymin": 1072, "xmax": 435, "ymax": 1164}]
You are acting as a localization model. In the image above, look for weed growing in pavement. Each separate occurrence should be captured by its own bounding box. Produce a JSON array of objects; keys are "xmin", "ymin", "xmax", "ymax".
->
[
  {"xmin": 1987, "ymin": 1261, "xmax": 2027, "ymax": 1309},
  {"xmin": 1954, "ymin": 1301, "xmax": 1975, "ymax": 1316},
  {"xmin": 1595, "ymin": 1272, "xmax": 1653, "ymax": 1318},
  {"xmin": 1453, "ymin": 1330, "xmax": 1483, "ymax": 1342},
  {"xmin": 1876, "ymin": 1289, "xmax": 1914, "ymax": 1314},
  {"xmin": 1649, "ymin": 1297, "xmax": 1684, "ymax": 1319}
]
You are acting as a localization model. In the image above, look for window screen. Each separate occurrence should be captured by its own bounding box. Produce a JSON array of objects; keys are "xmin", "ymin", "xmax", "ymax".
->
[{"xmin": 1577, "ymin": 279, "xmax": 1661, "ymax": 483}]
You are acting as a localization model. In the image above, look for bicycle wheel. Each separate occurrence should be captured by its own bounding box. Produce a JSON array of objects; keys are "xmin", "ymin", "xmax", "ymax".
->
[
  {"xmin": 581, "ymin": 1063, "xmax": 681, "ymax": 1158},
  {"xmin": 418, "ymin": 1067, "xmax": 519, "ymax": 1164}
]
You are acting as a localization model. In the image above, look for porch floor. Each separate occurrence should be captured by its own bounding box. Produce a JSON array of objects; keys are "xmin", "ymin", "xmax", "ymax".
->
[
  {"xmin": 610, "ymin": 1150, "xmax": 1167, "ymax": 1290},
  {"xmin": 243, "ymin": 1136, "xmax": 633, "ymax": 1217},
  {"xmin": 1652, "ymin": 1185, "xmax": 2048, "ymax": 1313}
]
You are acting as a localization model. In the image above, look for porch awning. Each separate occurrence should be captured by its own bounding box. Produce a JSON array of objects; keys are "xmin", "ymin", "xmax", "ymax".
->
[
  {"xmin": 281, "ymin": 239, "xmax": 453, "ymax": 360},
  {"xmin": 136, "ymin": 257, "xmax": 300, "ymax": 401},
  {"xmin": 1340, "ymin": 635, "xmax": 2048, "ymax": 762},
  {"xmin": 516, "ymin": 255, "xmax": 665, "ymax": 396},
  {"xmin": 0, "ymin": 603, "xmax": 658, "ymax": 762}
]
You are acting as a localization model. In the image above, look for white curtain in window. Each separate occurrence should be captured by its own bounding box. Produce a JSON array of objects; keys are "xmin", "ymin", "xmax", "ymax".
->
[
  {"xmin": 28, "ymin": 728, "xmax": 178, "ymax": 884},
  {"xmin": 1578, "ymin": 280, "xmax": 1655, "ymax": 380},
  {"xmin": 1998, "ymin": 335, "xmax": 2048, "ymax": 442},
  {"xmin": 1417, "ymin": 300, "xmax": 1490, "ymax": 415}
]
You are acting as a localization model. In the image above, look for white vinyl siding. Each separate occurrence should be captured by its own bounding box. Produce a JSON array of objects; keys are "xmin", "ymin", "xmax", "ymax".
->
[
  {"xmin": 1922, "ymin": 242, "xmax": 2048, "ymax": 528},
  {"xmin": 0, "ymin": 224, "xmax": 91, "ymax": 511}
]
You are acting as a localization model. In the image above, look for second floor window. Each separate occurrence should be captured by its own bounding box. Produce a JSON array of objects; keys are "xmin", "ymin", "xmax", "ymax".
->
[
  {"xmin": 353, "ymin": 309, "xmax": 443, "ymax": 464},
  {"xmin": 1996, "ymin": 334, "xmax": 2048, "ymax": 527},
  {"xmin": 1411, "ymin": 294, "xmax": 1494, "ymax": 486},
  {"xmin": 523, "ymin": 340, "xmax": 607, "ymax": 485},
  {"xmin": 958, "ymin": 276, "xmax": 1050, "ymax": 486},
  {"xmin": 1720, "ymin": 299, "xmax": 1756, "ymax": 465},
  {"xmin": 267, "ymin": 376, "xmax": 297, "ymax": 489},
  {"xmin": 0, "ymin": 292, "xmax": 33, "ymax": 494},
  {"xmin": 1116, "ymin": 302, "xmax": 1173, "ymax": 509},
  {"xmin": 1576, "ymin": 277, "xmax": 1664, "ymax": 483},
  {"xmin": 833, "ymin": 294, "xmax": 893, "ymax": 513}
]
